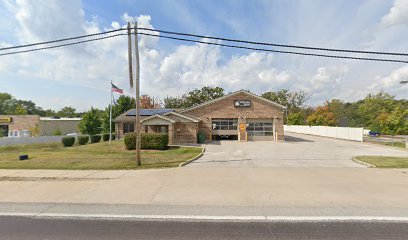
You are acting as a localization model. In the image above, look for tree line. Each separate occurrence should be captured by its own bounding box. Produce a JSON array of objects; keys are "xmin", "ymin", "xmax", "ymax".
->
[{"xmin": 1, "ymin": 86, "xmax": 407, "ymax": 135}]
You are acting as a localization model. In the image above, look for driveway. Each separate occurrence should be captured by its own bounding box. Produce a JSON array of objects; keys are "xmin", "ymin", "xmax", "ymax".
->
[{"xmin": 188, "ymin": 132, "xmax": 408, "ymax": 168}]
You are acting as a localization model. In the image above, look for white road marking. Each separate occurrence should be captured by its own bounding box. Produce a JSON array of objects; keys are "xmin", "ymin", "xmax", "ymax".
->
[{"xmin": 1, "ymin": 212, "xmax": 408, "ymax": 222}]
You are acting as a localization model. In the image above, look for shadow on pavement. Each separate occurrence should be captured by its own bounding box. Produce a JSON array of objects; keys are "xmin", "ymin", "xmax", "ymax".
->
[{"xmin": 285, "ymin": 135, "xmax": 314, "ymax": 142}]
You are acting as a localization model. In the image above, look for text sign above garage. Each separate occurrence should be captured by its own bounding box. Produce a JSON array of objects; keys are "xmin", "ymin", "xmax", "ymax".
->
[{"xmin": 234, "ymin": 100, "xmax": 251, "ymax": 108}]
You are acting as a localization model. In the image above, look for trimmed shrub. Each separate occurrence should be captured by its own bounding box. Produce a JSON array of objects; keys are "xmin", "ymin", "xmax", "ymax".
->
[
  {"xmin": 77, "ymin": 135, "xmax": 89, "ymax": 145},
  {"xmin": 124, "ymin": 133, "xmax": 168, "ymax": 150},
  {"xmin": 102, "ymin": 133, "xmax": 110, "ymax": 141},
  {"xmin": 90, "ymin": 134, "xmax": 102, "ymax": 144},
  {"xmin": 102, "ymin": 133, "xmax": 115, "ymax": 141},
  {"xmin": 61, "ymin": 136, "xmax": 75, "ymax": 147},
  {"xmin": 124, "ymin": 133, "xmax": 136, "ymax": 150},
  {"xmin": 142, "ymin": 133, "xmax": 168, "ymax": 150}
]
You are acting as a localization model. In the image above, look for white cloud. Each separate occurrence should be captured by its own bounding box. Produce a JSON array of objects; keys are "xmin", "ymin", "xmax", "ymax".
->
[
  {"xmin": 381, "ymin": 0, "xmax": 408, "ymax": 27},
  {"xmin": 381, "ymin": 65, "xmax": 408, "ymax": 87},
  {"xmin": 0, "ymin": 0, "xmax": 406, "ymax": 111},
  {"xmin": 310, "ymin": 66, "xmax": 349, "ymax": 90}
]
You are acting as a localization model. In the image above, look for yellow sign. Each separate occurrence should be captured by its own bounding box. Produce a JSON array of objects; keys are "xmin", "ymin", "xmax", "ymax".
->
[
  {"xmin": 239, "ymin": 123, "xmax": 245, "ymax": 131},
  {"xmin": 0, "ymin": 117, "xmax": 12, "ymax": 123}
]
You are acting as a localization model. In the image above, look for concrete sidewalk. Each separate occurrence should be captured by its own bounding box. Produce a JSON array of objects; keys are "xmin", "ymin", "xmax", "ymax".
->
[{"xmin": 1, "ymin": 168, "xmax": 408, "ymax": 210}]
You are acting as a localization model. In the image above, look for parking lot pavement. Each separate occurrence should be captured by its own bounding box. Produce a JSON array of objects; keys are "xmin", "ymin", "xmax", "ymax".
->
[{"xmin": 188, "ymin": 132, "xmax": 408, "ymax": 168}]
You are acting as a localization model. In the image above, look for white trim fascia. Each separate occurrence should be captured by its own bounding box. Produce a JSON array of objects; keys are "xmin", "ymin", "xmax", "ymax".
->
[
  {"xmin": 140, "ymin": 114, "xmax": 176, "ymax": 123},
  {"xmin": 164, "ymin": 111, "xmax": 199, "ymax": 122},
  {"xmin": 180, "ymin": 90, "xmax": 287, "ymax": 113}
]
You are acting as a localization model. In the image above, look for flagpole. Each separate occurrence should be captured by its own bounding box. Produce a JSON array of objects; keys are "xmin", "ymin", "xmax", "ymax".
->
[{"xmin": 109, "ymin": 80, "xmax": 113, "ymax": 145}]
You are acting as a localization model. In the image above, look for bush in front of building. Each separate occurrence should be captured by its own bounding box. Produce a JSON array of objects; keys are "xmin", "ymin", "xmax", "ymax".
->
[
  {"xmin": 77, "ymin": 135, "xmax": 90, "ymax": 145},
  {"xmin": 102, "ymin": 133, "xmax": 110, "ymax": 141},
  {"xmin": 61, "ymin": 136, "xmax": 75, "ymax": 147},
  {"xmin": 90, "ymin": 134, "xmax": 101, "ymax": 144},
  {"xmin": 124, "ymin": 133, "xmax": 168, "ymax": 150},
  {"xmin": 142, "ymin": 133, "xmax": 168, "ymax": 150},
  {"xmin": 102, "ymin": 133, "xmax": 115, "ymax": 141}
]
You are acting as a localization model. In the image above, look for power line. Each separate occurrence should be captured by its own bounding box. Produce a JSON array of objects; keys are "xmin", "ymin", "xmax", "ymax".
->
[
  {"xmin": 0, "ymin": 34, "xmax": 126, "ymax": 57},
  {"xmin": 0, "ymin": 28, "xmax": 127, "ymax": 51},
  {"xmin": 1, "ymin": 26, "xmax": 407, "ymax": 64},
  {"xmin": 138, "ymin": 32, "xmax": 408, "ymax": 64},
  {"xmin": 138, "ymin": 27, "xmax": 408, "ymax": 57}
]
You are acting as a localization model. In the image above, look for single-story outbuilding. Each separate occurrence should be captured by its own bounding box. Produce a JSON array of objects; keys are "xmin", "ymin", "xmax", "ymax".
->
[
  {"xmin": 0, "ymin": 115, "xmax": 81, "ymax": 137},
  {"xmin": 114, "ymin": 90, "xmax": 286, "ymax": 144}
]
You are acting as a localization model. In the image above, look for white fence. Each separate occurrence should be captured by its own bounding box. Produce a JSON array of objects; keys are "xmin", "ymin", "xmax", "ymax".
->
[
  {"xmin": 0, "ymin": 136, "xmax": 64, "ymax": 146},
  {"xmin": 284, "ymin": 125, "xmax": 364, "ymax": 142}
]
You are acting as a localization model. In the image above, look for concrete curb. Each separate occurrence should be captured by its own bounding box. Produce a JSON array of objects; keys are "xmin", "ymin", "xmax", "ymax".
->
[
  {"xmin": 179, "ymin": 147, "xmax": 206, "ymax": 167},
  {"xmin": 352, "ymin": 156, "xmax": 376, "ymax": 168}
]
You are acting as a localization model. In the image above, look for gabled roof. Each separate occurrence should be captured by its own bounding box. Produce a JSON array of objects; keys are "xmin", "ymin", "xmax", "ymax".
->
[
  {"xmin": 140, "ymin": 114, "xmax": 176, "ymax": 123},
  {"xmin": 163, "ymin": 111, "xmax": 199, "ymax": 122},
  {"xmin": 181, "ymin": 90, "xmax": 287, "ymax": 113}
]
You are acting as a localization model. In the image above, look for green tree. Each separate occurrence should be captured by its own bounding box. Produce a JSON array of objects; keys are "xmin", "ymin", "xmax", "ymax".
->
[
  {"xmin": 0, "ymin": 93, "xmax": 13, "ymax": 114},
  {"xmin": 287, "ymin": 112, "xmax": 306, "ymax": 125},
  {"xmin": 377, "ymin": 107, "xmax": 408, "ymax": 135},
  {"xmin": 101, "ymin": 95, "xmax": 135, "ymax": 133},
  {"xmin": 307, "ymin": 105, "xmax": 337, "ymax": 126},
  {"xmin": 184, "ymin": 86, "xmax": 224, "ymax": 107},
  {"xmin": 0, "ymin": 93, "xmax": 45, "ymax": 115},
  {"xmin": 164, "ymin": 86, "xmax": 224, "ymax": 108},
  {"xmin": 79, "ymin": 107, "xmax": 102, "ymax": 135},
  {"xmin": 57, "ymin": 106, "xmax": 77, "ymax": 117},
  {"xmin": 262, "ymin": 89, "xmax": 310, "ymax": 113},
  {"xmin": 164, "ymin": 96, "xmax": 186, "ymax": 109}
]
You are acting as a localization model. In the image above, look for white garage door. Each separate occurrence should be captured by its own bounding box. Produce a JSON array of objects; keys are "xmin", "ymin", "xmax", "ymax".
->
[{"xmin": 247, "ymin": 119, "xmax": 273, "ymax": 141}]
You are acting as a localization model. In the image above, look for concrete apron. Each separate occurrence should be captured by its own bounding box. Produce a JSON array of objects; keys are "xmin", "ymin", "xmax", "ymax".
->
[{"xmin": 0, "ymin": 168, "xmax": 407, "ymax": 211}]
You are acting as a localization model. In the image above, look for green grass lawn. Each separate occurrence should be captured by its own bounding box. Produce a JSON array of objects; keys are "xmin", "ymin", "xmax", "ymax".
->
[
  {"xmin": 355, "ymin": 156, "xmax": 408, "ymax": 168},
  {"xmin": 365, "ymin": 139, "xmax": 406, "ymax": 149},
  {"xmin": 0, "ymin": 140, "xmax": 202, "ymax": 170}
]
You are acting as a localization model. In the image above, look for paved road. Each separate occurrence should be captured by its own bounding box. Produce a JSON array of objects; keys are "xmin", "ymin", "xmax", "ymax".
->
[
  {"xmin": 189, "ymin": 132, "xmax": 407, "ymax": 168},
  {"xmin": 1, "ymin": 216, "xmax": 408, "ymax": 240},
  {"xmin": 1, "ymin": 168, "xmax": 408, "ymax": 208}
]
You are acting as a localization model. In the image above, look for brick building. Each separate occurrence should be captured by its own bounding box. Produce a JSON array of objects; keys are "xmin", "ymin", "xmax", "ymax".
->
[
  {"xmin": 0, "ymin": 115, "xmax": 81, "ymax": 137},
  {"xmin": 114, "ymin": 90, "xmax": 286, "ymax": 144}
]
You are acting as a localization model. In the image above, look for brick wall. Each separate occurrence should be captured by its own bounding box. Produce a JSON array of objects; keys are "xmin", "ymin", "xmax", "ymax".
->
[
  {"xmin": 1, "ymin": 115, "xmax": 40, "ymax": 136},
  {"xmin": 183, "ymin": 92, "xmax": 285, "ymax": 141},
  {"xmin": 173, "ymin": 122, "xmax": 197, "ymax": 144}
]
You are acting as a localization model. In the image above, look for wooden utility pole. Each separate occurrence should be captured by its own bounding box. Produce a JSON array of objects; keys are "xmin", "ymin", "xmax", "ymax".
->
[
  {"xmin": 134, "ymin": 22, "xmax": 142, "ymax": 166},
  {"xmin": 127, "ymin": 22, "xmax": 133, "ymax": 88}
]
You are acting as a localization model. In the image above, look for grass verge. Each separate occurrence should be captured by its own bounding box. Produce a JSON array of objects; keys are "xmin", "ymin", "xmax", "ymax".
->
[
  {"xmin": 0, "ymin": 140, "xmax": 202, "ymax": 170},
  {"xmin": 354, "ymin": 156, "xmax": 408, "ymax": 168},
  {"xmin": 364, "ymin": 139, "xmax": 405, "ymax": 149}
]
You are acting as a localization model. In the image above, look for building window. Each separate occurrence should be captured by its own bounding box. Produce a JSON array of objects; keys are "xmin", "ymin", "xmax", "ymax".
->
[
  {"xmin": 123, "ymin": 122, "xmax": 134, "ymax": 133},
  {"xmin": 247, "ymin": 122, "xmax": 273, "ymax": 136},
  {"xmin": 212, "ymin": 118, "xmax": 238, "ymax": 130}
]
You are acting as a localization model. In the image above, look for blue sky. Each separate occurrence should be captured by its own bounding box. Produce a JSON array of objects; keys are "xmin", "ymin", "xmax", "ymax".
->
[{"xmin": 0, "ymin": 0, "xmax": 407, "ymax": 111}]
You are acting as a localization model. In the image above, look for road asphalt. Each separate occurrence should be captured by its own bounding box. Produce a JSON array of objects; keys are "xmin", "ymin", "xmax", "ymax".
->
[
  {"xmin": 0, "ymin": 132, "xmax": 407, "ymax": 239},
  {"xmin": 1, "ymin": 216, "xmax": 408, "ymax": 240},
  {"xmin": 189, "ymin": 132, "xmax": 407, "ymax": 167}
]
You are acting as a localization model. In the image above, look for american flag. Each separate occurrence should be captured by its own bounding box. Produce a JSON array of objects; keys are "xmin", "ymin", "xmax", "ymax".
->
[{"xmin": 111, "ymin": 83, "xmax": 123, "ymax": 94}]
